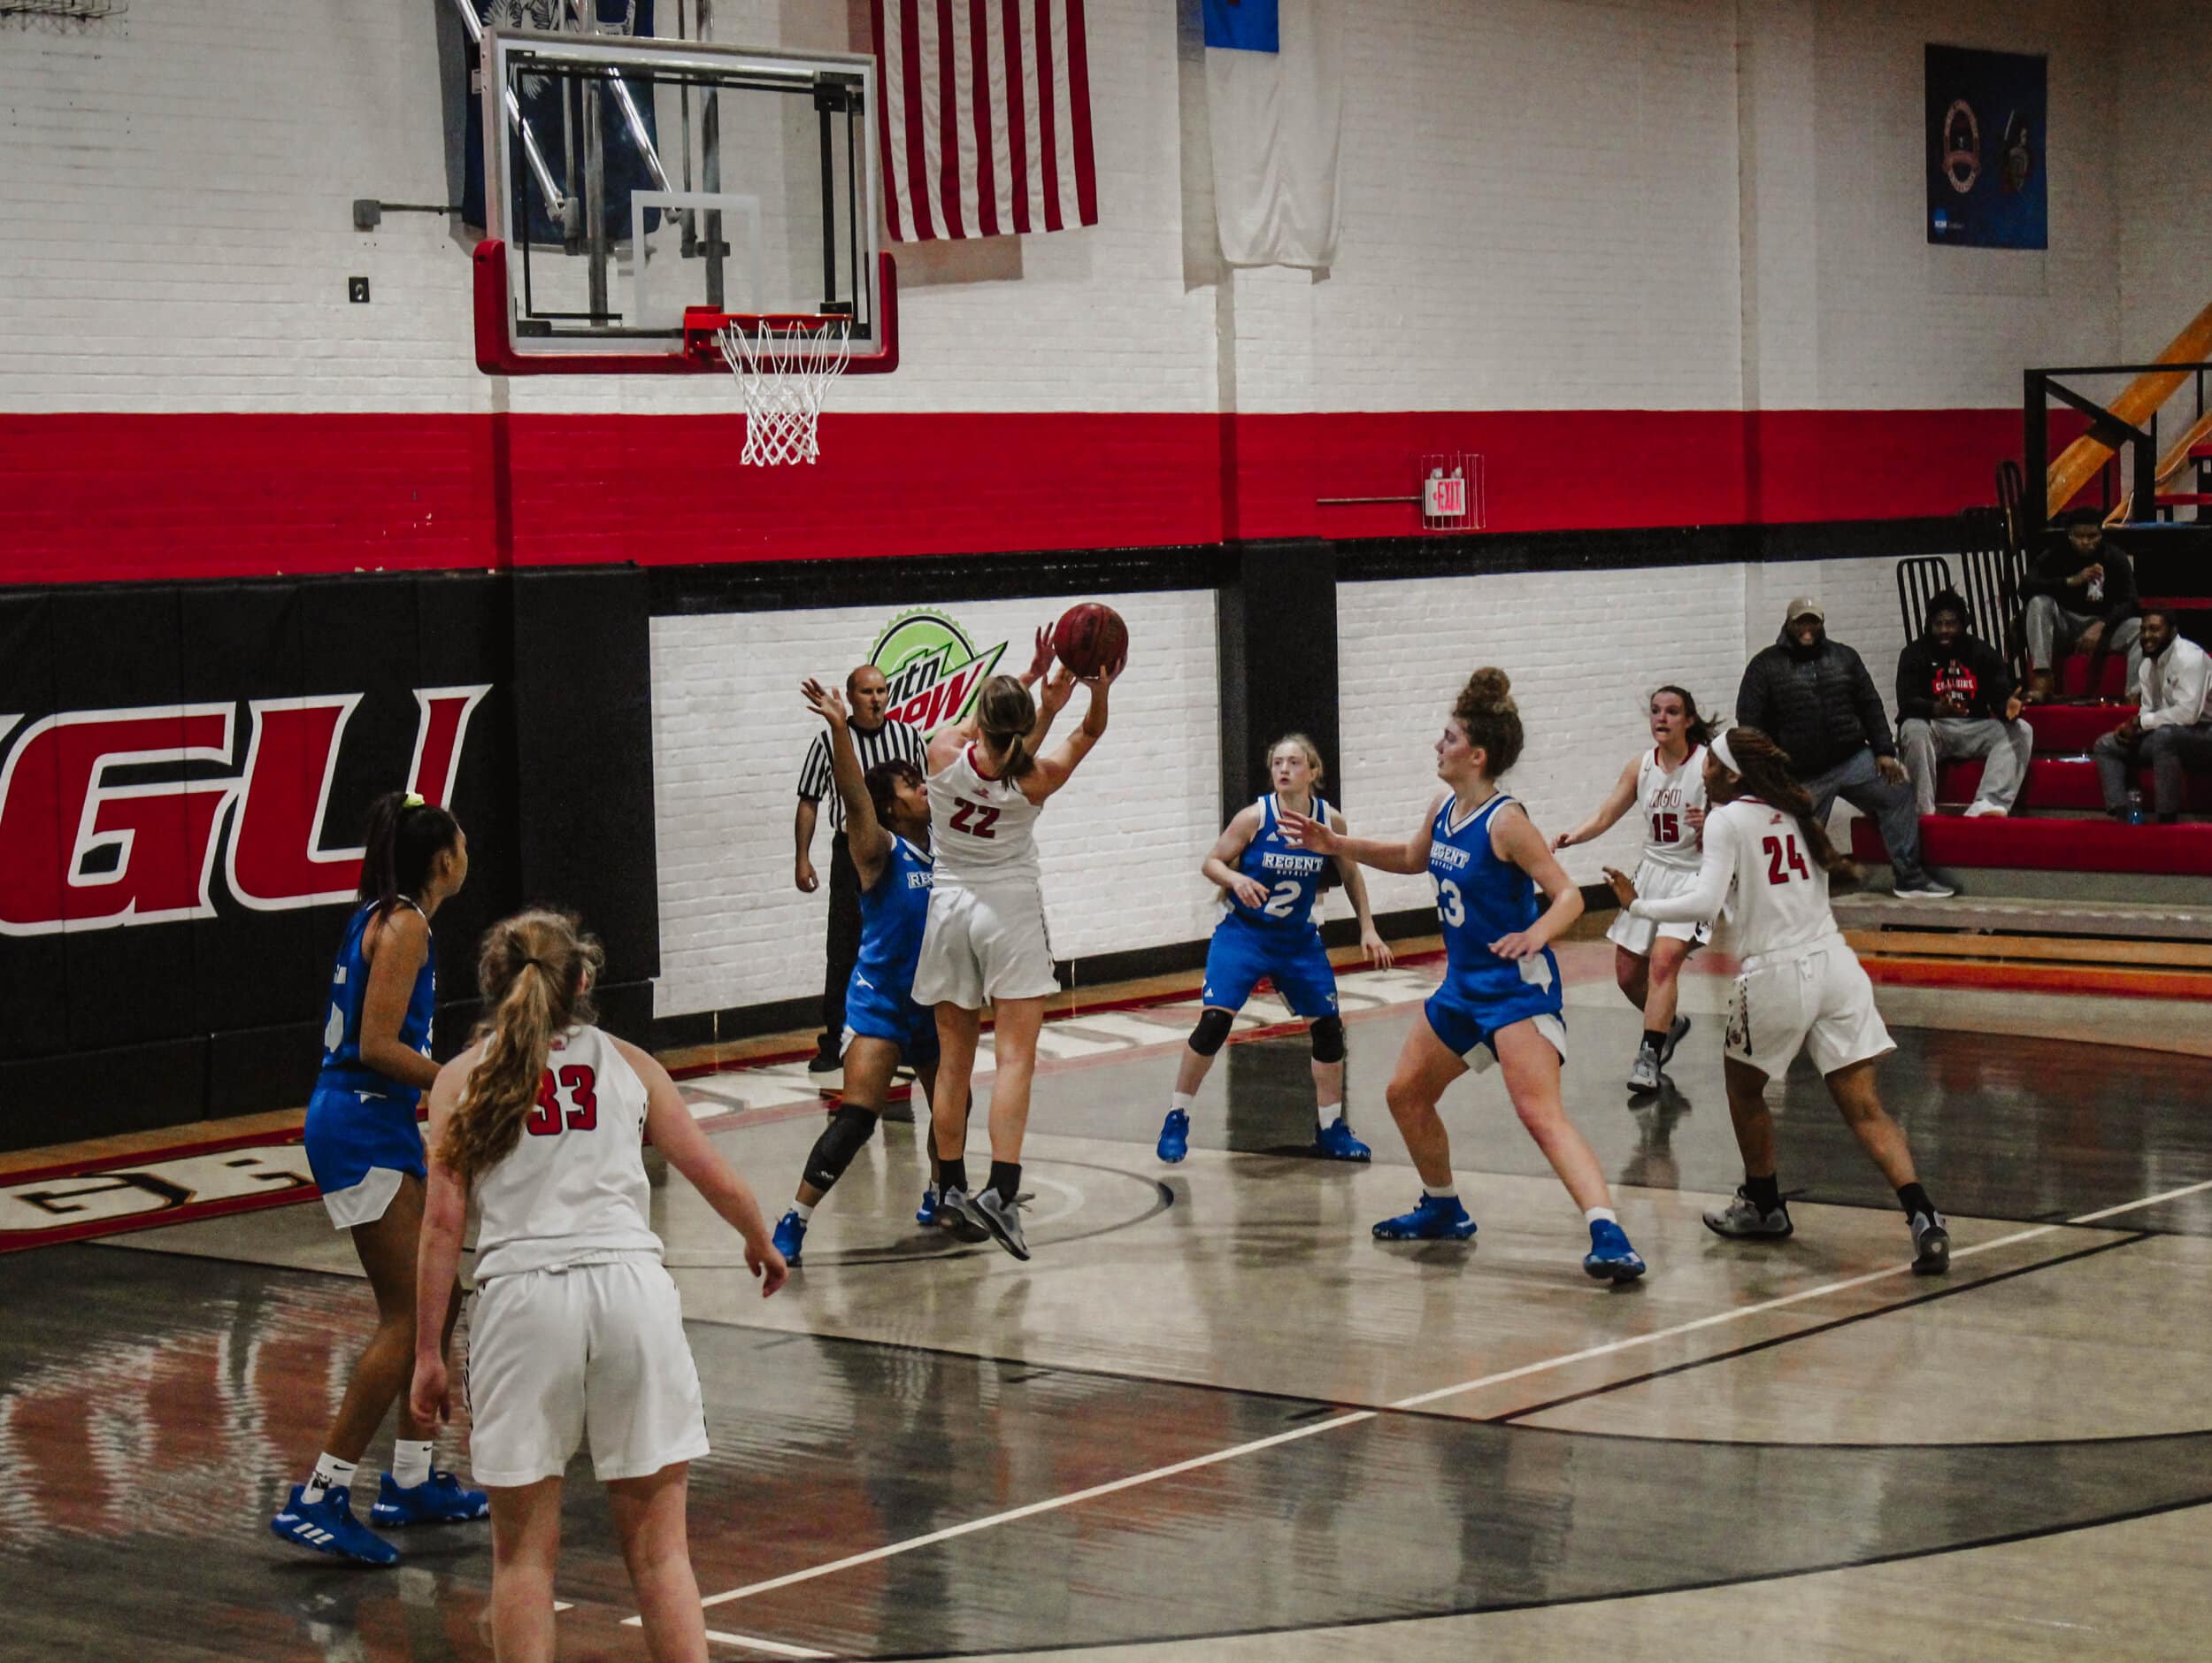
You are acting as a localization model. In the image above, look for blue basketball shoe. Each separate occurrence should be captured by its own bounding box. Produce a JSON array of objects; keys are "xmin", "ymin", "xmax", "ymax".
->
[
  {"xmin": 772, "ymin": 1209, "xmax": 806, "ymax": 1267},
  {"xmin": 1156, "ymin": 1109, "xmax": 1190, "ymax": 1163},
  {"xmin": 1372, "ymin": 1195, "xmax": 1476, "ymax": 1241},
  {"xmin": 1312, "ymin": 1117, "xmax": 1371, "ymax": 1162},
  {"xmin": 1583, "ymin": 1220, "xmax": 1647, "ymax": 1282},
  {"xmin": 370, "ymin": 1471, "xmax": 489, "ymax": 1528},
  {"xmin": 271, "ymin": 1485, "xmax": 398, "ymax": 1566},
  {"xmin": 916, "ymin": 1185, "xmax": 941, "ymax": 1226}
]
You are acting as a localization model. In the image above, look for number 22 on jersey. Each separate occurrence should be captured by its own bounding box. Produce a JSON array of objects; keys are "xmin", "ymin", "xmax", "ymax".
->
[{"xmin": 948, "ymin": 798, "xmax": 1001, "ymax": 839}]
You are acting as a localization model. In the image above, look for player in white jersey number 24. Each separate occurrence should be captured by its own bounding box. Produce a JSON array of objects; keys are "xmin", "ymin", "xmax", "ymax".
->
[{"xmin": 1606, "ymin": 726, "xmax": 1951, "ymax": 1274}]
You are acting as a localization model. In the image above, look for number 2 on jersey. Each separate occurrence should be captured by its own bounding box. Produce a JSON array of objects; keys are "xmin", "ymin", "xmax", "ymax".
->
[
  {"xmin": 1762, "ymin": 833, "xmax": 1812, "ymax": 885},
  {"xmin": 524, "ymin": 1064, "xmax": 598, "ymax": 1137},
  {"xmin": 1262, "ymin": 879, "xmax": 1302, "ymax": 919},
  {"xmin": 949, "ymin": 798, "xmax": 1001, "ymax": 839}
]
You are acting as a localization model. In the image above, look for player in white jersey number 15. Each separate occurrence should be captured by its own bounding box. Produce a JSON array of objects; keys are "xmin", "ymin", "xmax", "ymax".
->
[
  {"xmin": 1555, "ymin": 685, "xmax": 1717, "ymax": 1093},
  {"xmin": 1607, "ymin": 726, "xmax": 1950, "ymax": 1274}
]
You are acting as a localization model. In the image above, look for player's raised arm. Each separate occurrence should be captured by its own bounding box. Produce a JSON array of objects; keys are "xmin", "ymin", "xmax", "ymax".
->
[
  {"xmin": 1326, "ymin": 806, "xmax": 1395, "ymax": 968},
  {"xmin": 1281, "ymin": 795, "xmax": 1438, "ymax": 875},
  {"xmin": 1024, "ymin": 655, "xmax": 1122, "ymax": 803},
  {"xmin": 802, "ymin": 678, "xmax": 891, "ymax": 887},
  {"xmin": 1555, "ymin": 755, "xmax": 1640, "ymax": 850}
]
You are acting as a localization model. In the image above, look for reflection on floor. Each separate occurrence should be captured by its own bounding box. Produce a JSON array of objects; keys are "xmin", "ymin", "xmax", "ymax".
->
[{"xmin": 3, "ymin": 947, "xmax": 2210, "ymax": 1659}]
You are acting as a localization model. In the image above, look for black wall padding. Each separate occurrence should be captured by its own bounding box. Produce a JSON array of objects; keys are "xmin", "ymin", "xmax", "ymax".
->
[
  {"xmin": 1216, "ymin": 539, "xmax": 1341, "ymax": 827},
  {"xmin": 0, "ymin": 566, "xmax": 658, "ymax": 1152}
]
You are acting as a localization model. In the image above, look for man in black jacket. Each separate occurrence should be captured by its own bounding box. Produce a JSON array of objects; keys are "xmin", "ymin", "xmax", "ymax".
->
[
  {"xmin": 2021, "ymin": 510, "xmax": 2142, "ymax": 702},
  {"xmin": 1738, "ymin": 597, "xmax": 1953, "ymax": 898},
  {"xmin": 1896, "ymin": 590, "xmax": 2031, "ymax": 817}
]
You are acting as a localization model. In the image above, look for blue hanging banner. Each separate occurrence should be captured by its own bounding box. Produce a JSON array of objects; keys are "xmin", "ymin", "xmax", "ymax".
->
[{"xmin": 1925, "ymin": 43, "xmax": 2047, "ymax": 250}]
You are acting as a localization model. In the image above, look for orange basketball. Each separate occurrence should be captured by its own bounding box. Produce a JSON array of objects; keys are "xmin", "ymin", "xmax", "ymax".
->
[{"xmin": 1052, "ymin": 602, "xmax": 1128, "ymax": 677}]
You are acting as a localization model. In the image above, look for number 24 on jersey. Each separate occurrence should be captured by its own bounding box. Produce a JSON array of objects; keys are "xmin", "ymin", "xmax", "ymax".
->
[{"xmin": 1763, "ymin": 833, "xmax": 1811, "ymax": 885}]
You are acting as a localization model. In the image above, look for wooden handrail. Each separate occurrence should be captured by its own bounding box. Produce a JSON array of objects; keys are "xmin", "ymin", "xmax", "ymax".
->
[
  {"xmin": 2046, "ymin": 298, "xmax": 2212, "ymax": 513},
  {"xmin": 2158, "ymin": 408, "xmax": 2212, "ymax": 489}
]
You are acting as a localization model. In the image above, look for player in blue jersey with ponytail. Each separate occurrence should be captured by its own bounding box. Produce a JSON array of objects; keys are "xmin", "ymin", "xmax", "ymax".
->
[
  {"xmin": 1157, "ymin": 734, "xmax": 1392, "ymax": 1164},
  {"xmin": 273, "ymin": 791, "xmax": 488, "ymax": 1565},
  {"xmin": 1286, "ymin": 669, "xmax": 1646, "ymax": 1281}
]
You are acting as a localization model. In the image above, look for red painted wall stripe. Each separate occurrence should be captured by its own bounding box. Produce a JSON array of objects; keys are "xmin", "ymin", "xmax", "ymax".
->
[{"xmin": 0, "ymin": 408, "xmax": 2025, "ymax": 587}]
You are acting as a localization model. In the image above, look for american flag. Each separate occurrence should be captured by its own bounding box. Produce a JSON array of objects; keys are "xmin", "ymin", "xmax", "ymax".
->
[{"xmin": 870, "ymin": 1, "xmax": 1099, "ymax": 242}]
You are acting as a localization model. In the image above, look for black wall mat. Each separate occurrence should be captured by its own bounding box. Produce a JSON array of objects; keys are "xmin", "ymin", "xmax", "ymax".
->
[{"xmin": 1216, "ymin": 539, "xmax": 1341, "ymax": 825}]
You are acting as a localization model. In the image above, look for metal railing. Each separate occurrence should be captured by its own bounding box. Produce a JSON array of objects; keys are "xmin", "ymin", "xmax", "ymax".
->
[{"xmin": 2024, "ymin": 360, "xmax": 2212, "ymax": 527}]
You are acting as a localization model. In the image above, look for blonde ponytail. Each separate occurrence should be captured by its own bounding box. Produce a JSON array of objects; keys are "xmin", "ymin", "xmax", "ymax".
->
[
  {"xmin": 975, "ymin": 674, "xmax": 1040, "ymax": 780},
  {"xmin": 440, "ymin": 909, "xmax": 604, "ymax": 1185}
]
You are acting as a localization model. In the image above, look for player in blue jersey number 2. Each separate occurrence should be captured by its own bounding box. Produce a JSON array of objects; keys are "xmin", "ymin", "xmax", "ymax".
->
[
  {"xmin": 1157, "ymin": 734, "xmax": 1392, "ymax": 1165},
  {"xmin": 1286, "ymin": 669, "xmax": 1646, "ymax": 1282}
]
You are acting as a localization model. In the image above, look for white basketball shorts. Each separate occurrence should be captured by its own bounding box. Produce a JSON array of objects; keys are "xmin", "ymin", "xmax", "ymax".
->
[
  {"xmin": 911, "ymin": 881, "xmax": 1057, "ymax": 1008},
  {"xmin": 1725, "ymin": 939, "xmax": 1893, "ymax": 1081},
  {"xmin": 465, "ymin": 1256, "xmax": 707, "ymax": 1487},
  {"xmin": 1606, "ymin": 858, "xmax": 1711, "ymax": 957}
]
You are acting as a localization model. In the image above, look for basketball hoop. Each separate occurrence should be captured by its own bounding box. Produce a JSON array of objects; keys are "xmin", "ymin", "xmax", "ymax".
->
[{"xmin": 704, "ymin": 313, "xmax": 852, "ymax": 466}]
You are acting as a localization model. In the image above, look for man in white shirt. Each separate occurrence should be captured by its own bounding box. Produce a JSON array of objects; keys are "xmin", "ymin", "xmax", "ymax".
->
[{"xmin": 2093, "ymin": 610, "xmax": 2212, "ymax": 823}]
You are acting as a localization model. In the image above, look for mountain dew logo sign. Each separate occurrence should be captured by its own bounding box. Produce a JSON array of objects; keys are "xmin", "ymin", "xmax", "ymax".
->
[{"xmin": 872, "ymin": 610, "xmax": 1009, "ymax": 731}]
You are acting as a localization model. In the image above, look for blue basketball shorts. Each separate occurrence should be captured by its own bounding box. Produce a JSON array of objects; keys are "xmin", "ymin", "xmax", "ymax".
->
[
  {"xmin": 1202, "ymin": 919, "xmax": 1340, "ymax": 1020},
  {"xmin": 303, "ymin": 1081, "xmax": 426, "ymax": 1229},
  {"xmin": 1422, "ymin": 964, "xmax": 1567, "ymax": 1069},
  {"xmin": 842, "ymin": 966, "xmax": 941, "ymax": 1065}
]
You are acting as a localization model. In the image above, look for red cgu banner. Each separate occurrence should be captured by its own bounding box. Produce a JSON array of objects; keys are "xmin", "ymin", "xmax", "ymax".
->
[{"xmin": 0, "ymin": 688, "xmax": 489, "ymax": 935}]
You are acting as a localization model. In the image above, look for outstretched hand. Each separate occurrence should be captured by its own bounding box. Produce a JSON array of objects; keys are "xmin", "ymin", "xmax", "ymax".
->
[
  {"xmin": 1026, "ymin": 625, "xmax": 1056, "ymax": 682},
  {"xmin": 1038, "ymin": 662, "xmax": 1078, "ymax": 714},
  {"xmin": 1078, "ymin": 651, "xmax": 1128, "ymax": 692},
  {"xmin": 1551, "ymin": 829, "xmax": 1576, "ymax": 851},
  {"xmin": 801, "ymin": 677, "xmax": 849, "ymax": 728},
  {"xmin": 1602, "ymin": 866, "xmax": 1639, "ymax": 909},
  {"xmin": 749, "ymin": 1238, "xmax": 790, "ymax": 1298},
  {"xmin": 1278, "ymin": 808, "xmax": 1340, "ymax": 855},
  {"xmin": 1361, "ymin": 926, "xmax": 1394, "ymax": 970}
]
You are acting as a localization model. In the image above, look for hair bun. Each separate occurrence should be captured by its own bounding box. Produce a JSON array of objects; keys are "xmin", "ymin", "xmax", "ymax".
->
[{"xmin": 1462, "ymin": 667, "xmax": 1514, "ymax": 712}]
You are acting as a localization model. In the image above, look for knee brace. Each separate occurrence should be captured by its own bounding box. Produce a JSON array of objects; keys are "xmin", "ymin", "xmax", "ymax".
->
[
  {"xmin": 1187, "ymin": 1007, "xmax": 1235, "ymax": 1057},
  {"xmin": 1309, "ymin": 1014, "xmax": 1347, "ymax": 1065},
  {"xmin": 803, "ymin": 1103, "xmax": 879, "ymax": 1194}
]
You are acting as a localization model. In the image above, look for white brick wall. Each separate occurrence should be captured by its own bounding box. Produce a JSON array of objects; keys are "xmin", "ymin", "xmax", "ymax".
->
[
  {"xmin": 649, "ymin": 589, "xmax": 1220, "ymax": 1017},
  {"xmin": 1336, "ymin": 553, "xmax": 1909, "ymax": 913},
  {"xmin": 0, "ymin": 0, "xmax": 2159, "ymax": 419}
]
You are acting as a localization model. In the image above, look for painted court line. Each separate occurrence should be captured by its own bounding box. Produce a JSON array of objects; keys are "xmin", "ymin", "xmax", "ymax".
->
[
  {"xmin": 702, "ymin": 1629, "xmax": 835, "ymax": 1659},
  {"xmin": 678, "ymin": 1175, "xmax": 2212, "ymax": 1616}
]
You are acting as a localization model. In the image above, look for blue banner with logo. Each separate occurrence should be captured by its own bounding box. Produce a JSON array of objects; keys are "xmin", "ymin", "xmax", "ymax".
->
[{"xmin": 1925, "ymin": 43, "xmax": 2046, "ymax": 250}]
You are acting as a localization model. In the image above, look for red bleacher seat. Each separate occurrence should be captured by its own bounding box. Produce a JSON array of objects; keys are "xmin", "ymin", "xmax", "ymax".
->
[
  {"xmin": 1934, "ymin": 755, "xmax": 2212, "ymax": 813},
  {"xmin": 2018, "ymin": 704, "xmax": 2134, "ymax": 751},
  {"xmin": 1849, "ymin": 813, "xmax": 2212, "ymax": 875}
]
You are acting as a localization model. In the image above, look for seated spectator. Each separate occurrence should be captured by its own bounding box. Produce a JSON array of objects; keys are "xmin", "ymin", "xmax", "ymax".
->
[
  {"xmin": 1738, "ymin": 597, "xmax": 1954, "ymax": 898},
  {"xmin": 2093, "ymin": 609, "xmax": 2212, "ymax": 823},
  {"xmin": 1896, "ymin": 589, "xmax": 2032, "ymax": 819},
  {"xmin": 2022, "ymin": 509, "xmax": 2142, "ymax": 702}
]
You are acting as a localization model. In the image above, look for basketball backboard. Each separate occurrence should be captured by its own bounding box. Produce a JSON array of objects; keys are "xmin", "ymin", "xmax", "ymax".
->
[{"xmin": 471, "ymin": 22, "xmax": 895, "ymax": 375}]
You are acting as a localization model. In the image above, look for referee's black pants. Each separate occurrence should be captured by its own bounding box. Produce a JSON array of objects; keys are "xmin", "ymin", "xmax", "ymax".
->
[{"xmin": 817, "ymin": 832, "xmax": 864, "ymax": 1059}]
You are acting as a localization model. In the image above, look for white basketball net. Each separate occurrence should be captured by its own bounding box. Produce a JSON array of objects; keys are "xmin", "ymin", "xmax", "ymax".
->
[{"xmin": 718, "ymin": 318, "xmax": 851, "ymax": 466}]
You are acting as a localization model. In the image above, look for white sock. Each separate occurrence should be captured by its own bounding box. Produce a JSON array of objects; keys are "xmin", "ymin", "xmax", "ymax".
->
[
  {"xmin": 794, "ymin": 1201, "xmax": 816, "ymax": 1221},
  {"xmin": 1585, "ymin": 1206, "xmax": 1619, "ymax": 1227},
  {"xmin": 1317, "ymin": 1101, "xmax": 1343, "ymax": 1128},
  {"xmin": 303, "ymin": 1452, "xmax": 357, "ymax": 1504},
  {"xmin": 1422, "ymin": 1182, "xmax": 1458, "ymax": 1200},
  {"xmin": 391, "ymin": 1438, "xmax": 434, "ymax": 1490},
  {"xmin": 1170, "ymin": 1090, "xmax": 1195, "ymax": 1113}
]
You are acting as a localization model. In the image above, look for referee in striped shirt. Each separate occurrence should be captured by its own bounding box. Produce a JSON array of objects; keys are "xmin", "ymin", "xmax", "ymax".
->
[{"xmin": 796, "ymin": 662, "xmax": 927, "ymax": 1076}]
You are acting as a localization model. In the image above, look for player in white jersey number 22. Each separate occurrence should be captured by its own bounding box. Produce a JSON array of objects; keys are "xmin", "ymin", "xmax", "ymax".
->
[{"xmin": 1607, "ymin": 726, "xmax": 1950, "ymax": 1274}]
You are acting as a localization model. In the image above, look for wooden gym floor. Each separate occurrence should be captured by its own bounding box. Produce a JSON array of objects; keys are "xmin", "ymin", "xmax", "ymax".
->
[{"xmin": 3, "ymin": 942, "xmax": 2210, "ymax": 1659}]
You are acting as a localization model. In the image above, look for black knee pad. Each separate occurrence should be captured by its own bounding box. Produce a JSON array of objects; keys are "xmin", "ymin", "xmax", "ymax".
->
[
  {"xmin": 803, "ymin": 1103, "xmax": 879, "ymax": 1194},
  {"xmin": 1309, "ymin": 1014, "xmax": 1347, "ymax": 1064},
  {"xmin": 1187, "ymin": 1007, "xmax": 1235, "ymax": 1057}
]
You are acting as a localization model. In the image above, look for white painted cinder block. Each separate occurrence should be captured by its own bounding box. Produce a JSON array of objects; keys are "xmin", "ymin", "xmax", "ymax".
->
[
  {"xmin": 1337, "ymin": 553, "xmax": 1915, "ymax": 914},
  {"xmin": 649, "ymin": 589, "xmax": 1221, "ymax": 1017}
]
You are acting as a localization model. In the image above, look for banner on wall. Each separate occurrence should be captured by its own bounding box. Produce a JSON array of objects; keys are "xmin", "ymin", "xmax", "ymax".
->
[
  {"xmin": 1202, "ymin": 0, "xmax": 1342, "ymax": 270},
  {"xmin": 1924, "ymin": 43, "xmax": 2047, "ymax": 250}
]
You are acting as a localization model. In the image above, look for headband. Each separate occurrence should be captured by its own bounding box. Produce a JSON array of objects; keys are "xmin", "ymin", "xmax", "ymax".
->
[{"xmin": 1710, "ymin": 730, "xmax": 1740, "ymax": 775}]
